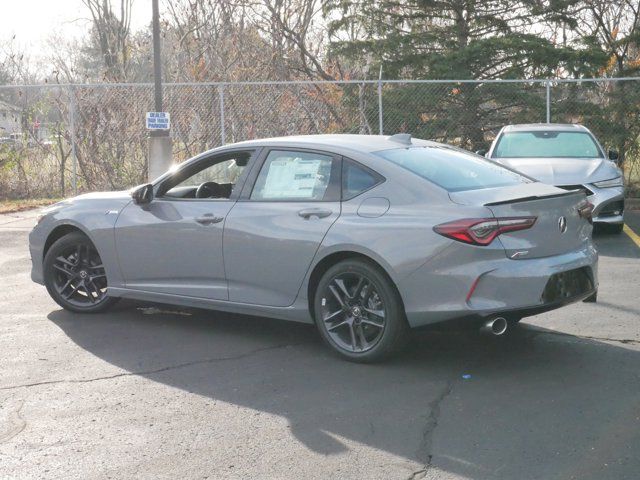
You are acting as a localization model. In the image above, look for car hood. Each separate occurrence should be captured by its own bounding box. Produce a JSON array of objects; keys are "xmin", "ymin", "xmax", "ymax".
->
[
  {"xmin": 72, "ymin": 190, "xmax": 133, "ymax": 202},
  {"xmin": 494, "ymin": 157, "xmax": 621, "ymax": 185},
  {"xmin": 47, "ymin": 190, "xmax": 133, "ymax": 211}
]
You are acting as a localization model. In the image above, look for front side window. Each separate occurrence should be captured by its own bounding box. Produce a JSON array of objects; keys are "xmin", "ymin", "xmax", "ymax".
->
[
  {"xmin": 493, "ymin": 131, "xmax": 602, "ymax": 159},
  {"xmin": 251, "ymin": 150, "xmax": 335, "ymax": 201},
  {"xmin": 174, "ymin": 158, "xmax": 244, "ymax": 189},
  {"xmin": 376, "ymin": 146, "xmax": 529, "ymax": 192},
  {"xmin": 159, "ymin": 152, "xmax": 251, "ymax": 199}
]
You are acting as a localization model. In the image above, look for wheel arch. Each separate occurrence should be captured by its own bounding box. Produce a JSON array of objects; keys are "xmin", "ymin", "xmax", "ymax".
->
[
  {"xmin": 306, "ymin": 249, "xmax": 403, "ymax": 320},
  {"xmin": 43, "ymin": 223, "xmax": 92, "ymax": 260}
]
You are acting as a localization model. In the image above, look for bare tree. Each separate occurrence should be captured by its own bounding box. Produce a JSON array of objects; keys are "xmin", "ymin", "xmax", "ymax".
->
[{"xmin": 82, "ymin": 0, "xmax": 134, "ymax": 81}]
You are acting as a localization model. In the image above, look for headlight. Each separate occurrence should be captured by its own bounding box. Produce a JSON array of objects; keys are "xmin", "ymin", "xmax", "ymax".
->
[{"xmin": 593, "ymin": 176, "xmax": 623, "ymax": 188}]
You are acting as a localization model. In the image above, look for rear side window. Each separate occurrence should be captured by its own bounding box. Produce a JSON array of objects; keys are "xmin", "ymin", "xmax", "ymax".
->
[
  {"xmin": 376, "ymin": 146, "xmax": 529, "ymax": 192},
  {"xmin": 251, "ymin": 150, "xmax": 336, "ymax": 201},
  {"xmin": 342, "ymin": 160, "xmax": 382, "ymax": 200}
]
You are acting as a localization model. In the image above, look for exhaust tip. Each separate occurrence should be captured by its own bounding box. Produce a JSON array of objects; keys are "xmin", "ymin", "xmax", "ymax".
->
[{"xmin": 481, "ymin": 317, "xmax": 508, "ymax": 336}]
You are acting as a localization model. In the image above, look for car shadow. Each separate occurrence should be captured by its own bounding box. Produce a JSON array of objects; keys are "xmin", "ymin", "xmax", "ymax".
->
[
  {"xmin": 47, "ymin": 304, "xmax": 640, "ymax": 480},
  {"xmin": 591, "ymin": 212, "xmax": 640, "ymax": 259},
  {"xmin": 592, "ymin": 229, "xmax": 639, "ymax": 259}
]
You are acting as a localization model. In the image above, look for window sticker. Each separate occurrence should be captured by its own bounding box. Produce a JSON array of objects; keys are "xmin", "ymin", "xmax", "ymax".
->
[{"xmin": 262, "ymin": 157, "xmax": 325, "ymax": 199}]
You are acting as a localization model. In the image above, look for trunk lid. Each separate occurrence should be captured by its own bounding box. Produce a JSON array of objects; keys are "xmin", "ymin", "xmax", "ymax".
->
[{"xmin": 450, "ymin": 183, "xmax": 591, "ymax": 259}]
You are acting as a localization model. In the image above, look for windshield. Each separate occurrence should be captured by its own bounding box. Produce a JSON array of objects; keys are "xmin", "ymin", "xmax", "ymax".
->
[
  {"xmin": 493, "ymin": 131, "xmax": 602, "ymax": 159},
  {"xmin": 376, "ymin": 146, "xmax": 529, "ymax": 192}
]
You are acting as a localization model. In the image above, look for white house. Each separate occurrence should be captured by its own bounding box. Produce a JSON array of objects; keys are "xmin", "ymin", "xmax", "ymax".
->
[{"xmin": 0, "ymin": 99, "xmax": 21, "ymax": 136}]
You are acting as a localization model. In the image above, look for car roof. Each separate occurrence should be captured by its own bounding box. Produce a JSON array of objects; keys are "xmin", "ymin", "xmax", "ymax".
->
[
  {"xmin": 502, "ymin": 123, "xmax": 591, "ymax": 133},
  {"xmin": 229, "ymin": 134, "xmax": 437, "ymax": 154}
]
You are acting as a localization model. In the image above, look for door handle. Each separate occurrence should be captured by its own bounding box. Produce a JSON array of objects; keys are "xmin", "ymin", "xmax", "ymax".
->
[
  {"xmin": 195, "ymin": 214, "xmax": 224, "ymax": 225},
  {"xmin": 297, "ymin": 208, "xmax": 333, "ymax": 219}
]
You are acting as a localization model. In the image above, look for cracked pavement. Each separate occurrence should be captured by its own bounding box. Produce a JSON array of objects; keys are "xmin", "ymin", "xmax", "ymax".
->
[{"xmin": 1, "ymin": 209, "xmax": 639, "ymax": 479}]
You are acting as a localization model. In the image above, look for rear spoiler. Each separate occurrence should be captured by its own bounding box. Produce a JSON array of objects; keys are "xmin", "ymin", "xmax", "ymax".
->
[{"xmin": 484, "ymin": 189, "xmax": 585, "ymax": 207}]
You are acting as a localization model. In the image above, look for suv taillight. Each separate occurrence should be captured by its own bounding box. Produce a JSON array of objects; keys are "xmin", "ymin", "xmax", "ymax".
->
[{"xmin": 434, "ymin": 217, "xmax": 537, "ymax": 246}]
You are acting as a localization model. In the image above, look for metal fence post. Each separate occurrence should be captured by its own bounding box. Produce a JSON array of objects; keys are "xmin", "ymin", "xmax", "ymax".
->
[
  {"xmin": 218, "ymin": 84, "xmax": 226, "ymax": 145},
  {"xmin": 68, "ymin": 86, "xmax": 78, "ymax": 195},
  {"xmin": 378, "ymin": 72, "xmax": 384, "ymax": 135},
  {"xmin": 546, "ymin": 80, "xmax": 551, "ymax": 123}
]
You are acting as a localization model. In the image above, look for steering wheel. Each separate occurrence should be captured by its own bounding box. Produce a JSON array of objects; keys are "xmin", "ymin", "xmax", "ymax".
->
[{"xmin": 195, "ymin": 181, "xmax": 220, "ymax": 199}]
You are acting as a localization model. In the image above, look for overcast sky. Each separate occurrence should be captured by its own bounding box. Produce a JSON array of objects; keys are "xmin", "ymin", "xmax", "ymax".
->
[{"xmin": 1, "ymin": 0, "xmax": 151, "ymax": 59}]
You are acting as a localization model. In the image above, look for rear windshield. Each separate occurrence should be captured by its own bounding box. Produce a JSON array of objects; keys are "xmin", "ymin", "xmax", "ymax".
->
[
  {"xmin": 376, "ymin": 146, "xmax": 529, "ymax": 192},
  {"xmin": 493, "ymin": 131, "xmax": 602, "ymax": 158}
]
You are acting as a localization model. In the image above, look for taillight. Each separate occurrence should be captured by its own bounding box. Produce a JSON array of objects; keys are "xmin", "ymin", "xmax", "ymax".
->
[
  {"xmin": 578, "ymin": 200, "xmax": 594, "ymax": 224},
  {"xmin": 434, "ymin": 217, "xmax": 537, "ymax": 246}
]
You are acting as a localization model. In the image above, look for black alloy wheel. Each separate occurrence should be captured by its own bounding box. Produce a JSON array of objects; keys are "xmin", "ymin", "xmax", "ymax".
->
[
  {"xmin": 314, "ymin": 259, "xmax": 408, "ymax": 362},
  {"xmin": 44, "ymin": 232, "xmax": 119, "ymax": 313}
]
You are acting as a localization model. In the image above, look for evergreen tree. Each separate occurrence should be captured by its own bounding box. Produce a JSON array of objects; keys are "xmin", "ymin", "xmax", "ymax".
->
[{"xmin": 325, "ymin": 0, "xmax": 606, "ymax": 148}]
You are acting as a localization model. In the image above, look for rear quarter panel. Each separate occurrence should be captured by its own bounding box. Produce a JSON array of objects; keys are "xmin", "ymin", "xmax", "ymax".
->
[{"xmin": 301, "ymin": 165, "xmax": 499, "ymax": 314}]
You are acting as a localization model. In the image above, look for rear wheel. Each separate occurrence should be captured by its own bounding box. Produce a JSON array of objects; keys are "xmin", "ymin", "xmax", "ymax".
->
[
  {"xmin": 44, "ymin": 232, "xmax": 119, "ymax": 313},
  {"xmin": 313, "ymin": 259, "xmax": 409, "ymax": 362}
]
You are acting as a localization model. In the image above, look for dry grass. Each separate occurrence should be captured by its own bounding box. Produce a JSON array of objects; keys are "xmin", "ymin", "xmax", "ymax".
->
[{"xmin": 0, "ymin": 198, "xmax": 61, "ymax": 214}]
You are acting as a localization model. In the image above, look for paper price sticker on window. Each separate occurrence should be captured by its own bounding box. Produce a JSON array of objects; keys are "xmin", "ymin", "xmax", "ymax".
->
[
  {"xmin": 146, "ymin": 112, "xmax": 170, "ymax": 130},
  {"xmin": 262, "ymin": 158, "xmax": 324, "ymax": 199}
]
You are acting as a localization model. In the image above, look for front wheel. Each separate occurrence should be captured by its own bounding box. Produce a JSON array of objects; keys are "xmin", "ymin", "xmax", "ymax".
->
[
  {"xmin": 44, "ymin": 232, "xmax": 119, "ymax": 313},
  {"xmin": 313, "ymin": 259, "xmax": 409, "ymax": 362},
  {"xmin": 596, "ymin": 222, "xmax": 624, "ymax": 234},
  {"xmin": 607, "ymin": 223, "xmax": 624, "ymax": 234}
]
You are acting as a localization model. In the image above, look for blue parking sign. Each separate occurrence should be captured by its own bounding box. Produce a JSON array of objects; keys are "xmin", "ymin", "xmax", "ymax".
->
[{"xmin": 146, "ymin": 112, "xmax": 170, "ymax": 130}]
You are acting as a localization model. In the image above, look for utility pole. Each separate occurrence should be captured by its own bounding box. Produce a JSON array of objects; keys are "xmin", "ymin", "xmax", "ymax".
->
[{"xmin": 147, "ymin": 0, "xmax": 172, "ymax": 182}]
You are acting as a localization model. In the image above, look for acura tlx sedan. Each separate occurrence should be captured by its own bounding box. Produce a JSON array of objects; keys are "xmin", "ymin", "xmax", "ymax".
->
[
  {"xmin": 30, "ymin": 134, "xmax": 598, "ymax": 362},
  {"xmin": 480, "ymin": 123, "xmax": 625, "ymax": 233}
]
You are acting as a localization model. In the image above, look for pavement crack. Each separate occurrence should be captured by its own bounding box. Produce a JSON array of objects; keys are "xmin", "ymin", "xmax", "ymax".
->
[
  {"xmin": 0, "ymin": 342, "xmax": 308, "ymax": 392},
  {"xmin": 410, "ymin": 380, "xmax": 454, "ymax": 479},
  {"xmin": 535, "ymin": 329, "xmax": 640, "ymax": 346}
]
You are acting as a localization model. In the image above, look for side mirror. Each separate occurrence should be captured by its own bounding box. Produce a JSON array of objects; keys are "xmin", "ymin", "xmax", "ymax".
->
[
  {"xmin": 132, "ymin": 183, "xmax": 154, "ymax": 205},
  {"xmin": 608, "ymin": 149, "xmax": 619, "ymax": 163},
  {"xmin": 475, "ymin": 149, "xmax": 487, "ymax": 157}
]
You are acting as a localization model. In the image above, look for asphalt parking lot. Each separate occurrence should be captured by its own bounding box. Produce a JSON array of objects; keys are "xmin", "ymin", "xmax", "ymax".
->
[{"xmin": 1, "ymin": 209, "xmax": 639, "ymax": 480}]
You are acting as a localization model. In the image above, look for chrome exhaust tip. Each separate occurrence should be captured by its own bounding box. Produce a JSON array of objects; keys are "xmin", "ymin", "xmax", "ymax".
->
[{"xmin": 481, "ymin": 317, "xmax": 508, "ymax": 336}]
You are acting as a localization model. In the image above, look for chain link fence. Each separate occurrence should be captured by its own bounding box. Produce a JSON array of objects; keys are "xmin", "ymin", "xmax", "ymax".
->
[{"xmin": 0, "ymin": 78, "xmax": 638, "ymax": 200}]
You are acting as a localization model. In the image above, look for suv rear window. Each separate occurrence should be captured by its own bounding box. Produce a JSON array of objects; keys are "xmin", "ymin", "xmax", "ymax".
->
[{"xmin": 376, "ymin": 146, "xmax": 529, "ymax": 192}]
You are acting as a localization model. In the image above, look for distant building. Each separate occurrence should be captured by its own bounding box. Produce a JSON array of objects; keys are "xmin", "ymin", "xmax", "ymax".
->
[{"xmin": 0, "ymin": 99, "xmax": 21, "ymax": 136}]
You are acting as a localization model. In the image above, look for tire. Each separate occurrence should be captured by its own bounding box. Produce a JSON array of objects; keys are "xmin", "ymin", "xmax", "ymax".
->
[
  {"xmin": 44, "ymin": 232, "xmax": 119, "ymax": 313},
  {"xmin": 608, "ymin": 223, "xmax": 624, "ymax": 234},
  {"xmin": 596, "ymin": 222, "xmax": 624, "ymax": 234},
  {"xmin": 313, "ymin": 259, "xmax": 409, "ymax": 362}
]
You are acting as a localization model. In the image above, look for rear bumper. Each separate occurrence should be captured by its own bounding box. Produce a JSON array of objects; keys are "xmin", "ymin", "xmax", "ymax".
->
[
  {"xmin": 400, "ymin": 242, "xmax": 598, "ymax": 328},
  {"xmin": 414, "ymin": 287, "xmax": 597, "ymax": 331}
]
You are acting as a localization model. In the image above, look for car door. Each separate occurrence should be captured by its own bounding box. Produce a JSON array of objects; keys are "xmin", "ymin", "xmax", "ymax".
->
[
  {"xmin": 114, "ymin": 150, "xmax": 257, "ymax": 300},
  {"xmin": 224, "ymin": 148, "xmax": 342, "ymax": 307}
]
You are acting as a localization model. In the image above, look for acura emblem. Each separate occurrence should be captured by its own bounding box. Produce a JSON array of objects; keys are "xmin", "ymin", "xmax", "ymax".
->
[{"xmin": 558, "ymin": 216, "xmax": 567, "ymax": 233}]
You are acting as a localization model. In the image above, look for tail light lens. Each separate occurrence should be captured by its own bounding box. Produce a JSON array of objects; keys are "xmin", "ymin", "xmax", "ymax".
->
[
  {"xmin": 434, "ymin": 217, "xmax": 537, "ymax": 246},
  {"xmin": 578, "ymin": 200, "xmax": 594, "ymax": 224}
]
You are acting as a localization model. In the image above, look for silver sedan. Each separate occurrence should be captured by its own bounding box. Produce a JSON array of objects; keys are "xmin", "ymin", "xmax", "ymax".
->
[
  {"xmin": 481, "ymin": 123, "xmax": 625, "ymax": 233},
  {"xmin": 29, "ymin": 134, "xmax": 598, "ymax": 362}
]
